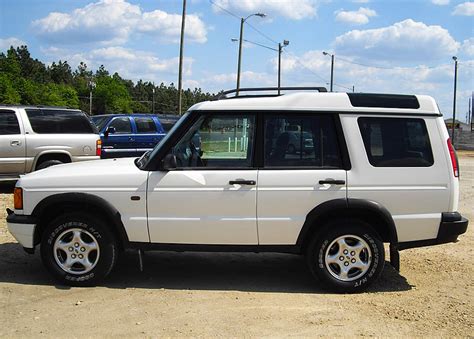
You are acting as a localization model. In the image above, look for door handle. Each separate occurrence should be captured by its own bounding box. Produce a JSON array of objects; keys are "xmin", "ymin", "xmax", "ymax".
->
[
  {"xmin": 229, "ymin": 179, "xmax": 256, "ymax": 185},
  {"xmin": 10, "ymin": 140, "xmax": 21, "ymax": 146},
  {"xmin": 319, "ymin": 179, "xmax": 345, "ymax": 185}
]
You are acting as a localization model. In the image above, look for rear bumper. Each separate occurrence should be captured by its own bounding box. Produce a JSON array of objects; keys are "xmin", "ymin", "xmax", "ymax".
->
[
  {"xmin": 399, "ymin": 212, "xmax": 469, "ymax": 250},
  {"xmin": 6, "ymin": 209, "xmax": 37, "ymax": 249}
]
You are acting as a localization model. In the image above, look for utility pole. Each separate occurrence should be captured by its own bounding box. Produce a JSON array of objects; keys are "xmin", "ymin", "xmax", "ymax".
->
[
  {"xmin": 177, "ymin": 0, "xmax": 186, "ymax": 115},
  {"xmin": 352, "ymin": 85, "xmax": 355, "ymax": 93},
  {"xmin": 89, "ymin": 79, "xmax": 96, "ymax": 115},
  {"xmin": 451, "ymin": 56, "xmax": 458, "ymax": 145},
  {"xmin": 152, "ymin": 84, "xmax": 155, "ymax": 114}
]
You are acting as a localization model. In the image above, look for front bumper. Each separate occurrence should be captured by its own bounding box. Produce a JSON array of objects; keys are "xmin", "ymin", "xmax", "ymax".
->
[
  {"xmin": 6, "ymin": 209, "xmax": 37, "ymax": 249},
  {"xmin": 399, "ymin": 212, "xmax": 469, "ymax": 250}
]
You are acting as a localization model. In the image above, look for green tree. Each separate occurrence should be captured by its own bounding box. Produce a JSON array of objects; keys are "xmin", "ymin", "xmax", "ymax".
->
[{"xmin": 0, "ymin": 74, "xmax": 21, "ymax": 104}]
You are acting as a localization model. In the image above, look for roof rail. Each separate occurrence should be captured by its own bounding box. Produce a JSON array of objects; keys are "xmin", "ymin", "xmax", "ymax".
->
[{"xmin": 216, "ymin": 86, "xmax": 327, "ymax": 100}]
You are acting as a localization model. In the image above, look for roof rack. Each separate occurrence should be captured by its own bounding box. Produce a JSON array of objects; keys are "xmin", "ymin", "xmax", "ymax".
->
[{"xmin": 216, "ymin": 86, "xmax": 327, "ymax": 100}]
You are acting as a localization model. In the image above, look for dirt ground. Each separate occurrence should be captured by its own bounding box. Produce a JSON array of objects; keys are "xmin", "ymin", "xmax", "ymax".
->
[{"xmin": 0, "ymin": 154, "xmax": 473, "ymax": 337}]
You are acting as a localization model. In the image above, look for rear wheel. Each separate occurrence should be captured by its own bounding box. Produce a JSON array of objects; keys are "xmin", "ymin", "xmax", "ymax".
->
[
  {"xmin": 306, "ymin": 220, "xmax": 385, "ymax": 293},
  {"xmin": 37, "ymin": 160, "xmax": 63, "ymax": 170},
  {"xmin": 40, "ymin": 213, "xmax": 117, "ymax": 286}
]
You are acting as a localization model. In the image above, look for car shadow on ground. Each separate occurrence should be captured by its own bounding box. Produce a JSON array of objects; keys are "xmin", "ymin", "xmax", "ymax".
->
[{"xmin": 0, "ymin": 243, "xmax": 413, "ymax": 294}]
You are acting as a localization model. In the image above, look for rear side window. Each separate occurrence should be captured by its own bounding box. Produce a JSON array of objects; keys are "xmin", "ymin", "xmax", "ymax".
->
[
  {"xmin": 264, "ymin": 115, "xmax": 342, "ymax": 168},
  {"xmin": 26, "ymin": 109, "xmax": 95, "ymax": 134},
  {"xmin": 0, "ymin": 110, "xmax": 20, "ymax": 135},
  {"xmin": 109, "ymin": 117, "xmax": 132, "ymax": 134},
  {"xmin": 358, "ymin": 117, "xmax": 434, "ymax": 167},
  {"xmin": 134, "ymin": 117, "xmax": 157, "ymax": 133}
]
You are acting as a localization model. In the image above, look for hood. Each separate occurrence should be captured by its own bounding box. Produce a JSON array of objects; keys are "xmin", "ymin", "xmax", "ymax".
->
[{"xmin": 19, "ymin": 157, "xmax": 149, "ymax": 190}]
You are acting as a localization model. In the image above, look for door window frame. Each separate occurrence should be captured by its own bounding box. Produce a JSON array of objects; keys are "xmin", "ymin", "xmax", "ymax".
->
[{"xmin": 147, "ymin": 110, "xmax": 351, "ymax": 171}]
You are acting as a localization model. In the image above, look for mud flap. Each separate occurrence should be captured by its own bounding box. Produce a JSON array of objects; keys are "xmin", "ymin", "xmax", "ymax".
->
[
  {"xmin": 138, "ymin": 249, "xmax": 144, "ymax": 272},
  {"xmin": 389, "ymin": 243, "xmax": 400, "ymax": 271}
]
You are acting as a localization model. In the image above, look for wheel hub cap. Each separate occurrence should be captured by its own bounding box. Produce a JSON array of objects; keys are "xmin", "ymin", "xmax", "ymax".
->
[
  {"xmin": 324, "ymin": 234, "xmax": 372, "ymax": 282},
  {"xmin": 53, "ymin": 228, "xmax": 100, "ymax": 275}
]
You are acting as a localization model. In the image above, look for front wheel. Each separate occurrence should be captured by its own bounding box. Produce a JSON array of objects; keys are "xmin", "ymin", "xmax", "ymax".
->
[
  {"xmin": 306, "ymin": 220, "xmax": 385, "ymax": 293},
  {"xmin": 40, "ymin": 213, "xmax": 118, "ymax": 286}
]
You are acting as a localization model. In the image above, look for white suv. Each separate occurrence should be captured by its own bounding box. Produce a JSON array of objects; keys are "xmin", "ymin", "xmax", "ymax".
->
[{"xmin": 6, "ymin": 88, "xmax": 469, "ymax": 292}]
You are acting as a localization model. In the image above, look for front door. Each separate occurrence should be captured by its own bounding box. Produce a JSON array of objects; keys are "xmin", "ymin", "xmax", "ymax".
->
[
  {"xmin": 0, "ymin": 109, "xmax": 26, "ymax": 176},
  {"xmin": 147, "ymin": 113, "xmax": 258, "ymax": 244},
  {"xmin": 102, "ymin": 116, "xmax": 136, "ymax": 158}
]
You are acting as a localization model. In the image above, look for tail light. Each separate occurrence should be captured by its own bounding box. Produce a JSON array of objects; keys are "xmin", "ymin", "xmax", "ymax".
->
[
  {"xmin": 96, "ymin": 139, "xmax": 102, "ymax": 157},
  {"xmin": 14, "ymin": 187, "xmax": 23, "ymax": 210},
  {"xmin": 447, "ymin": 138, "xmax": 459, "ymax": 177}
]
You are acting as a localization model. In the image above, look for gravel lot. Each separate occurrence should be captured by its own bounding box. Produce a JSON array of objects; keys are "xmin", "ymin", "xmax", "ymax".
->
[{"xmin": 0, "ymin": 153, "xmax": 473, "ymax": 337}]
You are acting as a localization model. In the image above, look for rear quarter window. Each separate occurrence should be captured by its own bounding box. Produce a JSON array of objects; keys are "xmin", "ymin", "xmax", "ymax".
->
[
  {"xmin": 358, "ymin": 117, "xmax": 434, "ymax": 167},
  {"xmin": 26, "ymin": 109, "xmax": 96, "ymax": 134}
]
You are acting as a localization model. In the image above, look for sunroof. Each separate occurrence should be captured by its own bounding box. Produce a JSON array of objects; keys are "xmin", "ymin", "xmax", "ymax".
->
[{"xmin": 348, "ymin": 93, "xmax": 420, "ymax": 109}]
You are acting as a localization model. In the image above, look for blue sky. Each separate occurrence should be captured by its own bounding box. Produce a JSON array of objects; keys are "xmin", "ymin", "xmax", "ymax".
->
[{"xmin": 0, "ymin": 0, "xmax": 473, "ymax": 118}]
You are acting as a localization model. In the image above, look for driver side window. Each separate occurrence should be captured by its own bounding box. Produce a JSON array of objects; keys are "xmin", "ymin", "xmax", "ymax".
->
[{"xmin": 171, "ymin": 114, "xmax": 255, "ymax": 168}]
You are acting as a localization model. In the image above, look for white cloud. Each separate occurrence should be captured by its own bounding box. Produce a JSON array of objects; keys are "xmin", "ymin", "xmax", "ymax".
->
[
  {"xmin": 452, "ymin": 2, "xmax": 474, "ymax": 16},
  {"xmin": 333, "ymin": 19, "xmax": 460, "ymax": 63},
  {"xmin": 335, "ymin": 7, "xmax": 377, "ymax": 25},
  {"xmin": 42, "ymin": 46, "xmax": 194, "ymax": 83},
  {"xmin": 0, "ymin": 37, "xmax": 27, "ymax": 50},
  {"xmin": 431, "ymin": 0, "xmax": 450, "ymax": 5},
  {"xmin": 211, "ymin": 0, "xmax": 317, "ymax": 20},
  {"xmin": 32, "ymin": 0, "xmax": 207, "ymax": 45},
  {"xmin": 461, "ymin": 38, "xmax": 474, "ymax": 56}
]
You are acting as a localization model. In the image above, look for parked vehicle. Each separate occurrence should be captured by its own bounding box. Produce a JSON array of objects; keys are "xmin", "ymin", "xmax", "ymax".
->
[
  {"xmin": 91, "ymin": 114, "xmax": 166, "ymax": 159},
  {"xmin": 6, "ymin": 88, "xmax": 468, "ymax": 292},
  {"xmin": 0, "ymin": 106, "xmax": 100, "ymax": 181}
]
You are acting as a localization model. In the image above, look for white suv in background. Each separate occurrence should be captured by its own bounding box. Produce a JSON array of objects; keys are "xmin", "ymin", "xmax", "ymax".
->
[
  {"xmin": 0, "ymin": 106, "xmax": 101, "ymax": 181},
  {"xmin": 6, "ymin": 88, "xmax": 468, "ymax": 292}
]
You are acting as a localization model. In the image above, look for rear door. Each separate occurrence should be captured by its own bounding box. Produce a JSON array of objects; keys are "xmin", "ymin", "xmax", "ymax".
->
[
  {"xmin": 257, "ymin": 113, "xmax": 347, "ymax": 245},
  {"xmin": 132, "ymin": 116, "xmax": 165, "ymax": 155},
  {"xmin": 0, "ymin": 109, "xmax": 26, "ymax": 176}
]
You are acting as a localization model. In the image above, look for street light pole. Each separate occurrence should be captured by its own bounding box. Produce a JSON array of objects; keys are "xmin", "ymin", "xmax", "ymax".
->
[
  {"xmin": 278, "ymin": 40, "xmax": 289, "ymax": 95},
  {"xmin": 451, "ymin": 56, "xmax": 458, "ymax": 145},
  {"xmin": 236, "ymin": 13, "xmax": 266, "ymax": 96},
  {"xmin": 322, "ymin": 52, "xmax": 334, "ymax": 92},
  {"xmin": 178, "ymin": 0, "xmax": 186, "ymax": 115}
]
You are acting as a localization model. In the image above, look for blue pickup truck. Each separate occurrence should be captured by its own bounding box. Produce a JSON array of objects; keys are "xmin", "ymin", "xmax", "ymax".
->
[{"xmin": 91, "ymin": 114, "xmax": 167, "ymax": 159}]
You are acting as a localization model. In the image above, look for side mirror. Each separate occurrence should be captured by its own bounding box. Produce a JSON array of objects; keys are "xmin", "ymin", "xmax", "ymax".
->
[
  {"xmin": 105, "ymin": 126, "xmax": 116, "ymax": 137},
  {"xmin": 162, "ymin": 154, "xmax": 177, "ymax": 170}
]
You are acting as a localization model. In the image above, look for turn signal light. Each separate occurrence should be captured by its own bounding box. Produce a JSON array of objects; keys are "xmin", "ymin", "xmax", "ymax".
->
[{"xmin": 14, "ymin": 187, "xmax": 23, "ymax": 210}]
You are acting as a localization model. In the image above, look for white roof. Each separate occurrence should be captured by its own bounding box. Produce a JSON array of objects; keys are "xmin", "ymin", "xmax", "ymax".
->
[{"xmin": 190, "ymin": 92, "xmax": 440, "ymax": 115}]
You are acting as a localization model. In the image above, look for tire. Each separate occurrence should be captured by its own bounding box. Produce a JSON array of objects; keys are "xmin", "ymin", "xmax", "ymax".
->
[
  {"xmin": 306, "ymin": 220, "xmax": 385, "ymax": 293},
  {"xmin": 37, "ymin": 160, "xmax": 63, "ymax": 170},
  {"xmin": 40, "ymin": 213, "xmax": 118, "ymax": 286},
  {"xmin": 287, "ymin": 144, "xmax": 296, "ymax": 154}
]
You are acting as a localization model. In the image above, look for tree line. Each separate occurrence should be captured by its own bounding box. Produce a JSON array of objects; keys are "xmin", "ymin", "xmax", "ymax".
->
[{"xmin": 0, "ymin": 45, "xmax": 216, "ymax": 115}]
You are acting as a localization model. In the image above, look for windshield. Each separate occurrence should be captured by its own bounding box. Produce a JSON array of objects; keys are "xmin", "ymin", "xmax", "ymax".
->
[
  {"xmin": 136, "ymin": 111, "xmax": 190, "ymax": 169},
  {"xmin": 91, "ymin": 116, "xmax": 110, "ymax": 131}
]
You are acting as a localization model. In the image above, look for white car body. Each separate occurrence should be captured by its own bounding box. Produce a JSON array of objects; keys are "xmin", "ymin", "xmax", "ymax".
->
[{"xmin": 6, "ymin": 91, "xmax": 468, "ymax": 290}]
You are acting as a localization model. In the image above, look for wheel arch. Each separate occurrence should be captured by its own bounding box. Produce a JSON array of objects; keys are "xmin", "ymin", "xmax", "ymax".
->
[
  {"xmin": 34, "ymin": 151, "xmax": 72, "ymax": 170},
  {"xmin": 297, "ymin": 198, "xmax": 398, "ymax": 250},
  {"xmin": 32, "ymin": 192, "xmax": 130, "ymax": 249}
]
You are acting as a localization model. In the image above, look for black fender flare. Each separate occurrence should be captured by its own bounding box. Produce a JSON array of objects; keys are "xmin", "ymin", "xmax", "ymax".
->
[
  {"xmin": 296, "ymin": 198, "xmax": 398, "ymax": 247},
  {"xmin": 32, "ymin": 192, "xmax": 130, "ymax": 248}
]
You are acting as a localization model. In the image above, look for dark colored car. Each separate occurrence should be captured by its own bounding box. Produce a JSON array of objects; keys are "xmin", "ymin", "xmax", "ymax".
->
[{"xmin": 91, "ymin": 114, "xmax": 166, "ymax": 159}]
